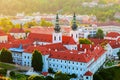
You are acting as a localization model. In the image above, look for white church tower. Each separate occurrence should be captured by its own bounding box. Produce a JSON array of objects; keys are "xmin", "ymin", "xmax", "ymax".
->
[
  {"xmin": 52, "ymin": 14, "xmax": 62, "ymax": 43},
  {"xmin": 70, "ymin": 13, "xmax": 79, "ymax": 43}
]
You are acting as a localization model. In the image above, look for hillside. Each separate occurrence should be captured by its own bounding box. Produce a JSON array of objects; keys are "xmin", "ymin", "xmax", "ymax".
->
[{"xmin": 0, "ymin": 0, "xmax": 120, "ymax": 22}]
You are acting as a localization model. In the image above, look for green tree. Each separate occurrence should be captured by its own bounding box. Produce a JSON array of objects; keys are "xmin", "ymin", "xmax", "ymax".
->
[
  {"xmin": 28, "ymin": 75, "xmax": 45, "ymax": 80},
  {"xmin": 0, "ymin": 48, "xmax": 13, "ymax": 63},
  {"xmin": 9, "ymin": 71, "xmax": 15, "ymax": 77},
  {"xmin": 32, "ymin": 50, "xmax": 43, "ymax": 72},
  {"xmin": 96, "ymin": 29, "xmax": 104, "ymax": 39},
  {"xmin": 45, "ymin": 76, "xmax": 54, "ymax": 80},
  {"xmin": 79, "ymin": 38, "xmax": 92, "ymax": 44},
  {"xmin": 48, "ymin": 67, "xmax": 55, "ymax": 74},
  {"xmin": 54, "ymin": 71, "xmax": 70, "ymax": 80}
]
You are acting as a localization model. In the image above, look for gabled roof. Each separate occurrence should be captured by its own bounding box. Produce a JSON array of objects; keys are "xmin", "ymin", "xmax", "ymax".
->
[
  {"xmin": 27, "ymin": 33, "xmax": 52, "ymax": 43},
  {"xmin": 62, "ymin": 36, "xmax": 76, "ymax": 45},
  {"xmin": 84, "ymin": 71, "xmax": 93, "ymax": 76},
  {"xmin": 109, "ymin": 40, "xmax": 120, "ymax": 48},
  {"xmin": 106, "ymin": 32, "xmax": 120, "ymax": 38},
  {"xmin": 24, "ymin": 45, "xmax": 49, "ymax": 55},
  {"xmin": 10, "ymin": 28, "xmax": 25, "ymax": 33}
]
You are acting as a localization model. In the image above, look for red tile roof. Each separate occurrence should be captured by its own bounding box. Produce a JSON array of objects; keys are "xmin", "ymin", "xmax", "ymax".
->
[
  {"xmin": 41, "ymin": 72, "xmax": 48, "ymax": 76},
  {"xmin": 27, "ymin": 27, "xmax": 54, "ymax": 34},
  {"xmin": 109, "ymin": 40, "xmax": 120, "ymax": 48},
  {"xmin": 0, "ymin": 43, "xmax": 11, "ymax": 50},
  {"xmin": 78, "ymin": 44, "xmax": 95, "ymax": 51},
  {"xmin": 27, "ymin": 33, "xmax": 52, "ymax": 43},
  {"xmin": 92, "ymin": 45, "xmax": 106, "ymax": 61},
  {"xmin": 24, "ymin": 45, "xmax": 49, "ymax": 55},
  {"xmin": 10, "ymin": 39, "xmax": 33, "ymax": 48},
  {"xmin": 43, "ymin": 43, "xmax": 67, "ymax": 51},
  {"xmin": 10, "ymin": 28, "xmax": 25, "ymax": 33},
  {"xmin": 7, "ymin": 34, "xmax": 15, "ymax": 42},
  {"xmin": 89, "ymin": 38, "xmax": 107, "ymax": 45},
  {"xmin": 84, "ymin": 71, "xmax": 93, "ymax": 76},
  {"xmin": 106, "ymin": 32, "xmax": 120, "ymax": 38},
  {"xmin": 62, "ymin": 36, "xmax": 76, "ymax": 45},
  {"xmin": 0, "ymin": 29, "xmax": 6, "ymax": 36},
  {"xmin": 49, "ymin": 50, "xmax": 93, "ymax": 63}
]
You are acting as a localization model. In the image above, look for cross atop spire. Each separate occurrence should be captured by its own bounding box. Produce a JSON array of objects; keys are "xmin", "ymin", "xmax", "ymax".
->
[
  {"xmin": 54, "ymin": 14, "xmax": 61, "ymax": 33},
  {"xmin": 71, "ymin": 13, "xmax": 78, "ymax": 30}
]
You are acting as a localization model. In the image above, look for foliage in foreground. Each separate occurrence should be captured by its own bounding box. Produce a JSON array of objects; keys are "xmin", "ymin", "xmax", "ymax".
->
[{"xmin": 93, "ymin": 66, "xmax": 120, "ymax": 80}]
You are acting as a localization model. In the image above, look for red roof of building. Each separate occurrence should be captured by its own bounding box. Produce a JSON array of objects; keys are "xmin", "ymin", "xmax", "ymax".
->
[
  {"xmin": 106, "ymin": 32, "xmax": 120, "ymax": 38},
  {"xmin": 41, "ymin": 72, "xmax": 48, "ymax": 76},
  {"xmin": 84, "ymin": 71, "xmax": 93, "ymax": 76},
  {"xmin": 27, "ymin": 33, "xmax": 52, "ymax": 43},
  {"xmin": 24, "ymin": 45, "xmax": 49, "ymax": 55},
  {"xmin": 0, "ymin": 29, "xmax": 6, "ymax": 36},
  {"xmin": 62, "ymin": 36, "xmax": 76, "ymax": 45},
  {"xmin": 27, "ymin": 27, "xmax": 54, "ymax": 34},
  {"xmin": 109, "ymin": 40, "xmax": 120, "ymax": 48},
  {"xmin": 49, "ymin": 50, "xmax": 93, "ymax": 63},
  {"xmin": 7, "ymin": 34, "xmax": 15, "ymax": 42},
  {"xmin": 92, "ymin": 45, "xmax": 106, "ymax": 61},
  {"xmin": 10, "ymin": 28, "xmax": 25, "ymax": 33},
  {"xmin": 89, "ymin": 38, "xmax": 107, "ymax": 45},
  {"xmin": 0, "ymin": 43, "xmax": 11, "ymax": 50},
  {"xmin": 78, "ymin": 44, "xmax": 95, "ymax": 51},
  {"xmin": 43, "ymin": 43, "xmax": 67, "ymax": 51},
  {"xmin": 10, "ymin": 39, "xmax": 33, "ymax": 48}
]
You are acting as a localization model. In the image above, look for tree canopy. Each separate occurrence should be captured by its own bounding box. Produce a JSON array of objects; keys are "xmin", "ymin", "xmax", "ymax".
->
[
  {"xmin": 79, "ymin": 38, "xmax": 92, "ymax": 44},
  {"xmin": 96, "ymin": 28, "xmax": 104, "ymax": 39},
  {"xmin": 0, "ymin": 0, "xmax": 120, "ymax": 22},
  {"xmin": 0, "ymin": 48, "xmax": 13, "ymax": 63},
  {"xmin": 54, "ymin": 71, "xmax": 70, "ymax": 80},
  {"xmin": 32, "ymin": 50, "xmax": 43, "ymax": 72}
]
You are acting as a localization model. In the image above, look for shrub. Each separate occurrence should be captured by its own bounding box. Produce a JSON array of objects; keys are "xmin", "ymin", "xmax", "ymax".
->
[
  {"xmin": 48, "ymin": 68, "xmax": 55, "ymax": 74},
  {"xmin": 9, "ymin": 71, "xmax": 15, "ymax": 77},
  {"xmin": 45, "ymin": 76, "xmax": 54, "ymax": 80},
  {"xmin": 0, "ymin": 68, "xmax": 7, "ymax": 75}
]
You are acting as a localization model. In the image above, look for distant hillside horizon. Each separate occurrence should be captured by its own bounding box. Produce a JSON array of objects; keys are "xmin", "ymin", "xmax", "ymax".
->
[{"xmin": 0, "ymin": 0, "xmax": 120, "ymax": 22}]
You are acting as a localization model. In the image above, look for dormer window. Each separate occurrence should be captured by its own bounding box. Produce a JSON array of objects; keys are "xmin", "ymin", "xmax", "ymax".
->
[
  {"xmin": 54, "ymin": 36, "xmax": 56, "ymax": 41},
  {"xmin": 59, "ymin": 36, "xmax": 61, "ymax": 40}
]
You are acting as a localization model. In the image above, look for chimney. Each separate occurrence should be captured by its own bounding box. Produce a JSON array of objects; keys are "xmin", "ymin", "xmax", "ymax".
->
[
  {"xmin": 90, "ymin": 44, "xmax": 92, "ymax": 48},
  {"xmin": 55, "ymin": 49, "xmax": 57, "ymax": 52},
  {"xmin": 84, "ymin": 48, "xmax": 87, "ymax": 53},
  {"xmin": 94, "ymin": 46, "xmax": 96, "ymax": 50},
  {"xmin": 80, "ymin": 44, "xmax": 82, "ymax": 48},
  {"xmin": 34, "ymin": 41, "xmax": 37, "ymax": 47},
  {"xmin": 34, "ymin": 44, "xmax": 36, "ymax": 47},
  {"xmin": 98, "ymin": 47, "xmax": 99, "ymax": 50},
  {"xmin": 49, "ymin": 48, "xmax": 51, "ymax": 51}
]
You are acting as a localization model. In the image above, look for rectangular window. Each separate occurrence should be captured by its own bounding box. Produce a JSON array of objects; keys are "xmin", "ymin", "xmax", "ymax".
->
[{"xmin": 54, "ymin": 36, "xmax": 56, "ymax": 41}]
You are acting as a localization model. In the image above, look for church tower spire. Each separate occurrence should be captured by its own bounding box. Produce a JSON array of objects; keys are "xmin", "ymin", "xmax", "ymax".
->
[
  {"xmin": 71, "ymin": 13, "xmax": 78, "ymax": 30},
  {"xmin": 54, "ymin": 14, "xmax": 61, "ymax": 33},
  {"xmin": 52, "ymin": 14, "xmax": 62, "ymax": 43}
]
